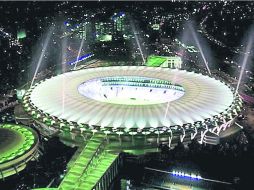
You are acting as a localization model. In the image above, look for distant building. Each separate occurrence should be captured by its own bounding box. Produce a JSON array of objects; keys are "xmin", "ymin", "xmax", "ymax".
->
[
  {"xmin": 161, "ymin": 56, "xmax": 182, "ymax": 69},
  {"xmin": 146, "ymin": 55, "xmax": 182, "ymax": 69},
  {"xmin": 95, "ymin": 22, "xmax": 113, "ymax": 42},
  {"xmin": 112, "ymin": 11, "xmax": 126, "ymax": 33}
]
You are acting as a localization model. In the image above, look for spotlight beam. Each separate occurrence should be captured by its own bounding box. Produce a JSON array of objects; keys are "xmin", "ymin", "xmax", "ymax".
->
[
  {"xmin": 30, "ymin": 26, "xmax": 54, "ymax": 88},
  {"xmin": 74, "ymin": 38, "xmax": 85, "ymax": 70},
  {"xmin": 129, "ymin": 17, "xmax": 146, "ymax": 65},
  {"xmin": 235, "ymin": 33, "xmax": 253, "ymax": 94},
  {"xmin": 189, "ymin": 24, "xmax": 211, "ymax": 75}
]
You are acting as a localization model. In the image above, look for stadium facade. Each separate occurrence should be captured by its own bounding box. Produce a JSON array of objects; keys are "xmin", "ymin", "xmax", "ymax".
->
[{"xmin": 22, "ymin": 66, "xmax": 242, "ymax": 148}]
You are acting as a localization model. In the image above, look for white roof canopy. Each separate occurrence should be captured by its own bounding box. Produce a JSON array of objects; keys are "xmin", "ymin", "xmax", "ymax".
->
[{"xmin": 29, "ymin": 66, "xmax": 234, "ymax": 129}]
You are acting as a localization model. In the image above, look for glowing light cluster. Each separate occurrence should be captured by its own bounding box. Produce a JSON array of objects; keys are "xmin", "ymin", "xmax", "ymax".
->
[
  {"xmin": 67, "ymin": 53, "xmax": 94, "ymax": 66},
  {"xmin": 172, "ymin": 170, "xmax": 202, "ymax": 180}
]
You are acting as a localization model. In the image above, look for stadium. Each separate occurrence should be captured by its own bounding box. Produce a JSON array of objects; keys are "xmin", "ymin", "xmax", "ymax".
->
[
  {"xmin": 22, "ymin": 66, "xmax": 242, "ymax": 149},
  {"xmin": 0, "ymin": 124, "xmax": 39, "ymax": 179},
  {"xmin": 2, "ymin": 2, "xmax": 254, "ymax": 189}
]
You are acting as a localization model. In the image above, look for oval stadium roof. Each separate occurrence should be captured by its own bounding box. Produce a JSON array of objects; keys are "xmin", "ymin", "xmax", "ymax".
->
[{"xmin": 29, "ymin": 66, "xmax": 234, "ymax": 129}]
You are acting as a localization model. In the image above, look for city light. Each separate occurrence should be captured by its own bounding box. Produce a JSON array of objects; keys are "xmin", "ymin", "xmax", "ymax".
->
[
  {"xmin": 172, "ymin": 170, "xmax": 202, "ymax": 180},
  {"xmin": 67, "ymin": 53, "xmax": 94, "ymax": 66}
]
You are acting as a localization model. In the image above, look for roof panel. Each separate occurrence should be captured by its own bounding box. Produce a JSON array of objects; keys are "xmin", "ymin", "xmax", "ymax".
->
[{"xmin": 29, "ymin": 66, "xmax": 234, "ymax": 129}]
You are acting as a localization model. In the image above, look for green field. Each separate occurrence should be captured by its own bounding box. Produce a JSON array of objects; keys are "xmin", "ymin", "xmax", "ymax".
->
[{"xmin": 146, "ymin": 56, "xmax": 167, "ymax": 67}]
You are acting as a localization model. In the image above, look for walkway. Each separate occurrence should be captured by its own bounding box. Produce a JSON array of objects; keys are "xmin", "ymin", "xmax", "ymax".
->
[{"xmin": 33, "ymin": 135, "xmax": 120, "ymax": 190}]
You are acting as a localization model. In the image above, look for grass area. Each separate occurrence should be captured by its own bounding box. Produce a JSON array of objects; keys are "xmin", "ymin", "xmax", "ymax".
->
[{"xmin": 146, "ymin": 55, "xmax": 167, "ymax": 67}]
